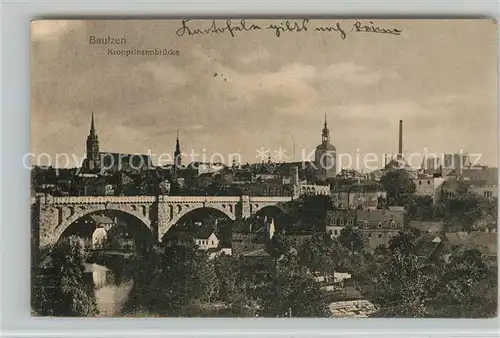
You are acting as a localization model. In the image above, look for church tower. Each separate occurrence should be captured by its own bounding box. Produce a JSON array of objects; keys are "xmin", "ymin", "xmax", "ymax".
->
[
  {"xmin": 314, "ymin": 115, "xmax": 337, "ymax": 180},
  {"xmin": 86, "ymin": 112, "xmax": 100, "ymax": 171},
  {"xmin": 174, "ymin": 130, "xmax": 181, "ymax": 169},
  {"xmin": 322, "ymin": 116, "xmax": 330, "ymax": 144}
]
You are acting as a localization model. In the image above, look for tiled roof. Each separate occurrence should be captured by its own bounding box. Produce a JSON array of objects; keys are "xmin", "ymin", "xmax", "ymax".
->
[
  {"xmin": 465, "ymin": 167, "xmax": 498, "ymax": 187},
  {"xmin": 357, "ymin": 209, "xmax": 404, "ymax": 225},
  {"xmin": 414, "ymin": 233, "xmax": 443, "ymax": 258},
  {"xmin": 448, "ymin": 167, "xmax": 498, "ymax": 186},
  {"xmin": 195, "ymin": 228, "xmax": 216, "ymax": 240},
  {"xmin": 445, "ymin": 231, "xmax": 498, "ymax": 255}
]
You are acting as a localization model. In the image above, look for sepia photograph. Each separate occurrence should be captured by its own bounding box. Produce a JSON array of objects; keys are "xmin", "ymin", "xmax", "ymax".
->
[{"xmin": 30, "ymin": 19, "xmax": 498, "ymax": 318}]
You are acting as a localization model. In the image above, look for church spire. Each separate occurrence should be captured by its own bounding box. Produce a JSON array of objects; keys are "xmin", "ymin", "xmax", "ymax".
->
[
  {"xmin": 90, "ymin": 111, "xmax": 96, "ymax": 134},
  {"xmin": 86, "ymin": 111, "xmax": 100, "ymax": 168},
  {"xmin": 174, "ymin": 129, "xmax": 181, "ymax": 168},
  {"xmin": 322, "ymin": 114, "xmax": 330, "ymax": 144}
]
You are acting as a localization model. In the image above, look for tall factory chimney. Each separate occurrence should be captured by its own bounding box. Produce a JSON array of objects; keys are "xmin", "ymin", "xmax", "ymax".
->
[{"xmin": 397, "ymin": 120, "xmax": 403, "ymax": 160}]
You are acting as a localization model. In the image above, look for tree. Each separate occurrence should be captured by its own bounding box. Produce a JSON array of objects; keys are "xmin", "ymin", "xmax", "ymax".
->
[
  {"xmin": 388, "ymin": 231, "xmax": 417, "ymax": 255},
  {"xmin": 32, "ymin": 236, "xmax": 98, "ymax": 316},
  {"xmin": 298, "ymin": 230, "xmax": 340, "ymax": 276},
  {"xmin": 369, "ymin": 246, "xmax": 496, "ymax": 318},
  {"xmin": 422, "ymin": 249, "xmax": 496, "ymax": 318},
  {"xmin": 432, "ymin": 249, "xmax": 488, "ymax": 303},
  {"xmin": 380, "ymin": 170, "xmax": 416, "ymax": 207},
  {"xmin": 441, "ymin": 193, "xmax": 484, "ymax": 231},
  {"xmin": 266, "ymin": 232, "xmax": 294, "ymax": 259},
  {"xmin": 300, "ymin": 194, "xmax": 334, "ymax": 231},
  {"xmin": 371, "ymin": 249, "xmax": 438, "ymax": 317},
  {"xmin": 259, "ymin": 253, "xmax": 330, "ymax": 317},
  {"xmin": 338, "ymin": 225, "xmax": 364, "ymax": 253},
  {"xmin": 136, "ymin": 242, "xmax": 217, "ymax": 316}
]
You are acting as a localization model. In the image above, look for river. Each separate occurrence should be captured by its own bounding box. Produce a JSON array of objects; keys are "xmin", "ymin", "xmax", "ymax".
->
[{"xmin": 83, "ymin": 262, "xmax": 134, "ymax": 316}]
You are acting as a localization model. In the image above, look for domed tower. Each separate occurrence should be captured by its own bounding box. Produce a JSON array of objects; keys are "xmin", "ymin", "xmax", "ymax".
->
[{"xmin": 314, "ymin": 115, "xmax": 337, "ymax": 180}]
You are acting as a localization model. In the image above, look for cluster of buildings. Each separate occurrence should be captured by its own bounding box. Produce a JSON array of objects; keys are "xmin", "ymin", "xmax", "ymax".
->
[
  {"xmin": 32, "ymin": 113, "xmax": 497, "ymax": 256},
  {"xmin": 31, "ymin": 113, "xmax": 336, "ymax": 199}
]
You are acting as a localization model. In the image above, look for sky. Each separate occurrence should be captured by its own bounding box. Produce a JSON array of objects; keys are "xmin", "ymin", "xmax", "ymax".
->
[{"xmin": 31, "ymin": 19, "xmax": 498, "ymax": 170}]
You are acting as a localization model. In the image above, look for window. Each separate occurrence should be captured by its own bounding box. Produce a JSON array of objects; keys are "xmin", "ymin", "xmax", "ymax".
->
[
  {"xmin": 330, "ymin": 218, "xmax": 335, "ymax": 225},
  {"xmin": 427, "ymin": 180, "xmax": 431, "ymax": 185},
  {"xmin": 390, "ymin": 220, "xmax": 397, "ymax": 229},
  {"xmin": 347, "ymin": 218, "xmax": 354, "ymax": 226},
  {"xmin": 368, "ymin": 233, "xmax": 371, "ymax": 238},
  {"xmin": 419, "ymin": 181, "xmax": 422, "ymax": 185},
  {"xmin": 378, "ymin": 233, "xmax": 382, "ymax": 238},
  {"xmin": 340, "ymin": 218, "xmax": 345, "ymax": 226},
  {"xmin": 334, "ymin": 230, "xmax": 338, "ymax": 235},
  {"xmin": 377, "ymin": 221, "xmax": 383, "ymax": 228},
  {"xmin": 363, "ymin": 221, "xmax": 369, "ymax": 229},
  {"xmin": 211, "ymin": 241, "xmax": 214, "ymax": 245}
]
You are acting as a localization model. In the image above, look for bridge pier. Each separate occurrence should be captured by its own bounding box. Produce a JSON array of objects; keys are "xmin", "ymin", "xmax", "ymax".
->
[
  {"xmin": 239, "ymin": 195, "xmax": 251, "ymax": 219},
  {"xmin": 156, "ymin": 195, "xmax": 173, "ymax": 241}
]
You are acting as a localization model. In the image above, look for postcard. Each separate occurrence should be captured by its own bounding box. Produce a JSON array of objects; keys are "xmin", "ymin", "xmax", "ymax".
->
[{"xmin": 30, "ymin": 19, "xmax": 497, "ymax": 317}]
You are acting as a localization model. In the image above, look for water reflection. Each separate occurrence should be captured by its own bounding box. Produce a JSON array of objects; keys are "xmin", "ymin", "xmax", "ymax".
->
[{"xmin": 83, "ymin": 262, "xmax": 134, "ymax": 316}]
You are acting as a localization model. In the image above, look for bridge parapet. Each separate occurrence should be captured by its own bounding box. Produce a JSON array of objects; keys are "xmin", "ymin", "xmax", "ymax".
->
[
  {"xmin": 161, "ymin": 195, "xmax": 241, "ymax": 203},
  {"xmin": 50, "ymin": 195, "xmax": 156, "ymax": 205},
  {"xmin": 249, "ymin": 196, "xmax": 293, "ymax": 203}
]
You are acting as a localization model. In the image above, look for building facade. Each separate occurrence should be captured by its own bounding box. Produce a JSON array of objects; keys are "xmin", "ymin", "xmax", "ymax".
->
[
  {"xmin": 357, "ymin": 208, "xmax": 405, "ymax": 251},
  {"xmin": 326, "ymin": 210, "xmax": 357, "ymax": 237}
]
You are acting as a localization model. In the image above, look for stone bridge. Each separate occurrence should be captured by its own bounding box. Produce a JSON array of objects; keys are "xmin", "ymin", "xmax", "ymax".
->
[{"xmin": 32, "ymin": 194, "xmax": 292, "ymax": 247}]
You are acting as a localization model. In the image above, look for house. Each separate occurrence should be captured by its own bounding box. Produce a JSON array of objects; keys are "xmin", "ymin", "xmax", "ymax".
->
[
  {"xmin": 163, "ymin": 229, "xmax": 194, "ymax": 247},
  {"xmin": 195, "ymin": 229, "xmax": 219, "ymax": 250},
  {"xmin": 88, "ymin": 214, "xmax": 115, "ymax": 250},
  {"xmin": 408, "ymin": 220, "xmax": 445, "ymax": 236},
  {"xmin": 331, "ymin": 181, "xmax": 387, "ymax": 210},
  {"xmin": 91, "ymin": 227, "xmax": 108, "ymax": 249},
  {"xmin": 295, "ymin": 182, "xmax": 331, "ymax": 197},
  {"xmin": 163, "ymin": 227, "xmax": 220, "ymax": 251},
  {"xmin": 325, "ymin": 210, "xmax": 356, "ymax": 237},
  {"xmin": 356, "ymin": 209, "xmax": 405, "ymax": 251},
  {"xmin": 443, "ymin": 166, "xmax": 498, "ymax": 200},
  {"xmin": 89, "ymin": 214, "xmax": 115, "ymax": 231},
  {"xmin": 240, "ymin": 248, "xmax": 275, "ymax": 286},
  {"xmin": 444, "ymin": 231, "xmax": 498, "ymax": 256},
  {"xmin": 465, "ymin": 167, "xmax": 498, "ymax": 200},
  {"xmin": 413, "ymin": 175, "xmax": 446, "ymax": 204},
  {"xmin": 413, "ymin": 233, "xmax": 447, "ymax": 262}
]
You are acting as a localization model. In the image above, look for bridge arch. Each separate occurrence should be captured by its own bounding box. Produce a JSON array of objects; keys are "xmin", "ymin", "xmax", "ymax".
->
[
  {"xmin": 252, "ymin": 203, "xmax": 286, "ymax": 215},
  {"xmin": 167, "ymin": 203, "xmax": 236, "ymax": 226},
  {"xmin": 53, "ymin": 208, "xmax": 154, "ymax": 249},
  {"xmin": 158, "ymin": 203, "xmax": 237, "ymax": 240}
]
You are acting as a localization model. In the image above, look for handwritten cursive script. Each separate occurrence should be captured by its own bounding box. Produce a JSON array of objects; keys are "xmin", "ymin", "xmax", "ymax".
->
[
  {"xmin": 351, "ymin": 21, "xmax": 402, "ymax": 36},
  {"xmin": 175, "ymin": 19, "xmax": 403, "ymax": 39},
  {"xmin": 314, "ymin": 22, "xmax": 347, "ymax": 40},
  {"xmin": 176, "ymin": 19, "xmax": 261, "ymax": 38},
  {"xmin": 266, "ymin": 19, "xmax": 310, "ymax": 37}
]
